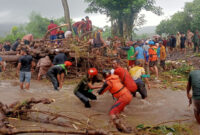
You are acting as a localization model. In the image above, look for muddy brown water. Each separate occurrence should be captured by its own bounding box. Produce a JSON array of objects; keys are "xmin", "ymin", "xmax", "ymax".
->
[{"xmin": 0, "ymin": 80, "xmax": 199, "ymax": 135}]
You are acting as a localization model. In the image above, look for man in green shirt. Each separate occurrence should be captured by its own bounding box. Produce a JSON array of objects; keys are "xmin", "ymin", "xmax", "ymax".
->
[
  {"xmin": 121, "ymin": 41, "xmax": 136, "ymax": 68},
  {"xmin": 187, "ymin": 70, "xmax": 200, "ymax": 124}
]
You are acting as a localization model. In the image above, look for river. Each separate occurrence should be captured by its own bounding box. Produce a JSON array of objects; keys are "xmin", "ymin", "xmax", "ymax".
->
[{"xmin": 0, "ymin": 80, "xmax": 199, "ymax": 135}]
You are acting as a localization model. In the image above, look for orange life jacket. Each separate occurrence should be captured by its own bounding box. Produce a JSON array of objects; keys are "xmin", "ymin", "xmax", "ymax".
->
[
  {"xmin": 106, "ymin": 75, "xmax": 129, "ymax": 99},
  {"xmin": 149, "ymin": 46, "xmax": 158, "ymax": 61}
]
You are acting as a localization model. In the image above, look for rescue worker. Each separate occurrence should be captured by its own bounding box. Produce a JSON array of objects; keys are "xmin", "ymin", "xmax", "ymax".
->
[
  {"xmin": 98, "ymin": 70, "xmax": 132, "ymax": 133},
  {"xmin": 47, "ymin": 61, "xmax": 72, "ymax": 91},
  {"xmin": 112, "ymin": 60, "xmax": 137, "ymax": 93},
  {"xmin": 74, "ymin": 68, "xmax": 102, "ymax": 108},
  {"xmin": 148, "ymin": 41, "xmax": 159, "ymax": 80}
]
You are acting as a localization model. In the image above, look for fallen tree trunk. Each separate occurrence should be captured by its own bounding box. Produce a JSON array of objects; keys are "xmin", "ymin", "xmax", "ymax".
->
[
  {"xmin": 0, "ymin": 55, "xmax": 21, "ymax": 62},
  {"xmin": 2, "ymin": 129, "xmax": 112, "ymax": 135}
]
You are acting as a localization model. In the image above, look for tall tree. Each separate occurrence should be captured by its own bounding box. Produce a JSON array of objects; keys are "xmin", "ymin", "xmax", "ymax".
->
[
  {"xmin": 61, "ymin": 0, "xmax": 72, "ymax": 31},
  {"xmin": 85, "ymin": 0, "xmax": 162, "ymax": 40}
]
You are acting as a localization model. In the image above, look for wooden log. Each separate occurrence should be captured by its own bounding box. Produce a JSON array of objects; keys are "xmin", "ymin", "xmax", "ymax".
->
[
  {"xmin": 0, "ymin": 55, "xmax": 21, "ymax": 62},
  {"xmin": 0, "ymin": 51, "xmax": 17, "ymax": 55}
]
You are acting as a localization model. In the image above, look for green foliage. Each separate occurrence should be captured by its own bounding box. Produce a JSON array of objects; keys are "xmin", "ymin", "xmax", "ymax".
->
[
  {"xmin": 85, "ymin": 0, "xmax": 162, "ymax": 39},
  {"xmin": 1, "ymin": 12, "xmax": 73, "ymax": 42},
  {"xmin": 0, "ymin": 25, "xmax": 26, "ymax": 42},
  {"xmin": 169, "ymin": 64, "xmax": 192, "ymax": 76},
  {"xmin": 136, "ymin": 124, "xmax": 192, "ymax": 135},
  {"xmin": 26, "ymin": 12, "xmax": 50, "ymax": 38},
  {"xmin": 156, "ymin": 0, "xmax": 200, "ymax": 35},
  {"xmin": 102, "ymin": 25, "xmax": 111, "ymax": 39}
]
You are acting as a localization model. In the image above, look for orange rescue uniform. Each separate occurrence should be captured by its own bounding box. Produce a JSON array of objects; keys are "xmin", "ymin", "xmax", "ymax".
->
[{"xmin": 98, "ymin": 75, "xmax": 132, "ymax": 115}]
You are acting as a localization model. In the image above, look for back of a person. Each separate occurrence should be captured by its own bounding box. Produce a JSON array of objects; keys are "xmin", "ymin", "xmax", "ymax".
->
[
  {"xmin": 12, "ymin": 41, "xmax": 20, "ymax": 51},
  {"xmin": 129, "ymin": 66, "xmax": 144, "ymax": 80},
  {"xmin": 160, "ymin": 46, "xmax": 166, "ymax": 60},
  {"xmin": 106, "ymin": 75, "xmax": 130, "ymax": 99},
  {"xmin": 93, "ymin": 32, "xmax": 102, "ymax": 45},
  {"xmin": 189, "ymin": 70, "xmax": 200, "ymax": 100},
  {"xmin": 23, "ymin": 34, "xmax": 33, "ymax": 41},
  {"xmin": 4, "ymin": 44, "xmax": 10, "ymax": 51},
  {"xmin": 53, "ymin": 53, "xmax": 67, "ymax": 65},
  {"xmin": 136, "ymin": 46, "xmax": 144, "ymax": 60},
  {"xmin": 114, "ymin": 67, "xmax": 137, "ymax": 93},
  {"xmin": 20, "ymin": 55, "xmax": 32, "ymax": 72},
  {"xmin": 48, "ymin": 65, "xmax": 63, "ymax": 75},
  {"xmin": 40, "ymin": 56, "xmax": 52, "ymax": 67},
  {"xmin": 48, "ymin": 23, "xmax": 58, "ymax": 35},
  {"xmin": 149, "ymin": 47, "xmax": 158, "ymax": 62}
]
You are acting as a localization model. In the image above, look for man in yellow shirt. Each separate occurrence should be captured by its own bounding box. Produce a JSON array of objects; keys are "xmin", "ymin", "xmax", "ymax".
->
[
  {"xmin": 159, "ymin": 41, "xmax": 167, "ymax": 70},
  {"xmin": 129, "ymin": 61, "xmax": 150, "ymax": 99}
]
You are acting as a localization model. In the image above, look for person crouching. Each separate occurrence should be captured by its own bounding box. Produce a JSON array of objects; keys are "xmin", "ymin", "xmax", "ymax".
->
[
  {"xmin": 47, "ymin": 61, "xmax": 72, "ymax": 91},
  {"xmin": 74, "ymin": 68, "xmax": 102, "ymax": 108},
  {"xmin": 129, "ymin": 61, "xmax": 151, "ymax": 99}
]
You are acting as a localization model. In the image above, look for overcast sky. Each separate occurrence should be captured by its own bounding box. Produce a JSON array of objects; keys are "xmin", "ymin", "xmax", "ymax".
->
[{"xmin": 0, "ymin": 0, "xmax": 193, "ymax": 27}]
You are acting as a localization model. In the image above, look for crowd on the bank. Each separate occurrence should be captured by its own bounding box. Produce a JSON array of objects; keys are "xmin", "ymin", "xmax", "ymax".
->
[{"xmin": 0, "ymin": 17, "xmax": 200, "ymax": 127}]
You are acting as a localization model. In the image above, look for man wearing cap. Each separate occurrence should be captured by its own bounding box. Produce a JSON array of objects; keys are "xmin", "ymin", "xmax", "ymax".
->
[
  {"xmin": 74, "ymin": 68, "xmax": 102, "ymax": 108},
  {"xmin": 47, "ymin": 61, "xmax": 72, "ymax": 91}
]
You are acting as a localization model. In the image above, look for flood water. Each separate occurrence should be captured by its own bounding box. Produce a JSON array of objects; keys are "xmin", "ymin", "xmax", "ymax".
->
[{"xmin": 0, "ymin": 80, "xmax": 199, "ymax": 135}]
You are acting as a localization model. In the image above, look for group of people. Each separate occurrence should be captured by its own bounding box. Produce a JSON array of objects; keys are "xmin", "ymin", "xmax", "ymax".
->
[
  {"xmin": 161, "ymin": 30, "xmax": 200, "ymax": 54},
  {"xmin": 47, "ymin": 16, "xmax": 92, "ymax": 42},
  {"xmin": 0, "ymin": 23, "xmax": 200, "ymax": 127}
]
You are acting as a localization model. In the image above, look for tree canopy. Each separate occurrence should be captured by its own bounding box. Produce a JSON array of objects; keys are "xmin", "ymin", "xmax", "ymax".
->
[
  {"xmin": 156, "ymin": 0, "xmax": 200, "ymax": 35},
  {"xmin": 85, "ymin": 0, "xmax": 162, "ymax": 39}
]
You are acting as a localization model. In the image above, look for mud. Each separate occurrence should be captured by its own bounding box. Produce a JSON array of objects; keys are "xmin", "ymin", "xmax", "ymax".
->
[{"xmin": 0, "ymin": 80, "xmax": 199, "ymax": 134}]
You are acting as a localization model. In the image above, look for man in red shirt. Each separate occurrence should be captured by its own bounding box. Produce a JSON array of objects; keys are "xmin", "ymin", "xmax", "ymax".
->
[
  {"xmin": 85, "ymin": 16, "xmax": 92, "ymax": 32},
  {"xmin": 72, "ymin": 19, "xmax": 86, "ymax": 41},
  {"xmin": 112, "ymin": 60, "xmax": 137, "ymax": 93},
  {"xmin": 47, "ymin": 20, "xmax": 58, "ymax": 41}
]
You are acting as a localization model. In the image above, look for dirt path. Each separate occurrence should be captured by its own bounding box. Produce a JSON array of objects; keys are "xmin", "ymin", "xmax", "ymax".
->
[{"xmin": 0, "ymin": 80, "xmax": 199, "ymax": 134}]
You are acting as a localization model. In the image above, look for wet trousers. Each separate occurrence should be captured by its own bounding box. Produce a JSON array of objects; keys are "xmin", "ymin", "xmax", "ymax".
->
[
  {"xmin": 74, "ymin": 89, "xmax": 97, "ymax": 106},
  {"xmin": 132, "ymin": 81, "xmax": 147, "ymax": 99},
  {"xmin": 110, "ymin": 93, "xmax": 132, "ymax": 115},
  {"xmin": 47, "ymin": 72, "xmax": 59, "ymax": 90}
]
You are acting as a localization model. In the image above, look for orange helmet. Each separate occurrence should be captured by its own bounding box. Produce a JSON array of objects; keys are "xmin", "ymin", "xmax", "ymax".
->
[
  {"xmin": 88, "ymin": 68, "xmax": 98, "ymax": 76},
  {"xmin": 64, "ymin": 61, "xmax": 72, "ymax": 67}
]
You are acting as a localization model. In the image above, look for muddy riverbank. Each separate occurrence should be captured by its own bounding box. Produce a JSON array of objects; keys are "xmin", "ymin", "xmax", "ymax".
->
[{"xmin": 0, "ymin": 80, "xmax": 199, "ymax": 134}]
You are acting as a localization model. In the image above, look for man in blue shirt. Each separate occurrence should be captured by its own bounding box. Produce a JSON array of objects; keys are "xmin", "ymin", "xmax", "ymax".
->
[{"xmin": 134, "ymin": 43, "xmax": 145, "ymax": 67}]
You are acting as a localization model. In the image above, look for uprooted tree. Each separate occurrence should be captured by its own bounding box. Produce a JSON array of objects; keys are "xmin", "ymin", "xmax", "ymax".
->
[{"xmin": 85, "ymin": 0, "xmax": 163, "ymax": 40}]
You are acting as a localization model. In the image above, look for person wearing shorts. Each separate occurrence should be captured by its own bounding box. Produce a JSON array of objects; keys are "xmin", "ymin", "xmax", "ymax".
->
[
  {"xmin": 148, "ymin": 41, "xmax": 159, "ymax": 80},
  {"xmin": 17, "ymin": 49, "xmax": 34, "ymax": 90},
  {"xmin": 187, "ymin": 70, "xmax": 200, "ymax": 124}
]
